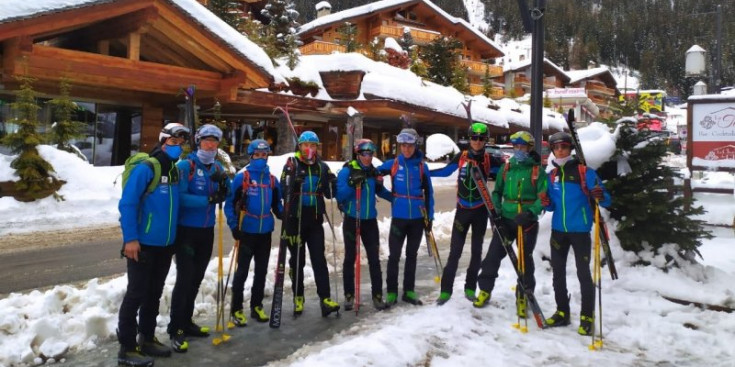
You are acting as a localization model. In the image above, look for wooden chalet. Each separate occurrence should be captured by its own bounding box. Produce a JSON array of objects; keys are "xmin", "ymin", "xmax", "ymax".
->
[
  {"xmin": 501, "ymin": 58, "xmax": 570, "ymax": 98},
  {"xmin": 566, "ymin": 66, "xmax": 619, "ymax": 120},
  {"xmin": 297, "ymin": 0, "xmax": 506, "ymax": 99},
  {"xmin": 0, "ymin": 0, "xmax": 277, "ymax": 165}
]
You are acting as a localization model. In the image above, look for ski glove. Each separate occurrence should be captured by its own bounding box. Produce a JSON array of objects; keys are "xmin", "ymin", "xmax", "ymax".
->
[
  {"xmin": 540, "ymin": 194, "xmax": 551, "ymax": 207},
  {"xmin": 514, "ymin": 211, "xmax": 536, "ymax": 228},
  {"xmin": 591, "ymin": 186, "xmax": 605, "ymax": 200},
  {"xmin": 210, "ymin": 169, "xmax": 228, "ymax": 184},
  {"xmin": 348, "ymin": 170, "xmax": 367, "ymax": 187},
  {"xmin": 209, "ymin": 188, "xmax": 227, "ymax": 204},
  {"xmin": 231, "ymin": 229, "xmax": 244, "ymax": 241},
  {"xmin": 425, "ymin": 219, "xmax": 433, "ymax": 231}
]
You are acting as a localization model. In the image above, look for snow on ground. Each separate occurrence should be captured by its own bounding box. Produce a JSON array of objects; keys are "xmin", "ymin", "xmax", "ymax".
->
[{"xmin": 1, "ymin": 127, "xmax": 734, "ymax": 366}]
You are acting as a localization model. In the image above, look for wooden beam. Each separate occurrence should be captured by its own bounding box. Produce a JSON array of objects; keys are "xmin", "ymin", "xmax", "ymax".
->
[
  {"xmin": 127, "ymin": 32, "xmax": 141, "ymax": 61},
  {"xmin": 7, "ymin": 45, "xmax": 224, "ymax": 95},
  {"xmin": 0, "ymin": 0, "xmax": 154, "ymax": 42},
  {"xmin": 76, "ymin": 7, "xmax": 159, "ymax": 44},
  {"xmin": 218, "ymin": 70, "xmax": 247, "ymax": 102},
  {"xmin": 97, "ymin": 40, "xmax": 110, "ymax": 55}
]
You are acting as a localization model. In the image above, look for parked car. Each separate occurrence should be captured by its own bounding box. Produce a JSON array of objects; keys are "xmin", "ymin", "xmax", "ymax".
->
[
  {"xmin": 485, "ymin": 144, "xmax": 509, "ymax": 180},
  {"xmin": 540, "ymin": 141, "xmax": 551, "ymax": 166},
  {"xmin": 650, "ymin": 130, "xmax": 682, "ymax": 154}
]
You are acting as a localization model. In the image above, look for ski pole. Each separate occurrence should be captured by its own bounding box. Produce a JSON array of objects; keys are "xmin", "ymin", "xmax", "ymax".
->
[
  {"xmin": 224, "ymin": 211, "xmax": 244, "ymax": 329},
  {"xmin": 513, "ymin": 179, "xmax": 528, "ymax": 333},
  {"xmin": 293, "ymin": 189, "xmax": 303, "ymax": 316},
  {"xmin": 213, "ymin": 203, "xmax": 231, "ymax": 345},
  {"xmin": 590, "ymin": 200, "xmax": 604, "ymax": 350},
  {"xmin": 327, "ymin": 195, "xmax": 340, "ymax": 317},
  {"xmin": 355, "ymin": 182, "xmax": 362, "ymax": 314}
]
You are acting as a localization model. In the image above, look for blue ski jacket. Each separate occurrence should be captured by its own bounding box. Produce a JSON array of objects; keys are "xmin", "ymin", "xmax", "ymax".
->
[
  {"xmin": 176, "ymin": 152, "xmax": 229, "ymax": 228},
  {"xmin": 377, "ymin": 151, "xmax": 434, "ymax": 220},
  {"xmin": 336, "ymin": 160, "xmax": 392, "ymax": 220},
  {"xmin": 225, "ymin": 164, "xmax": 283, "ymax": 234},
  {"xmin": 118, "ymin": 148, "xmax": 180, "ymax": 246},
  {"xmin": 545, "ymin": 159, "xmax": 611, "ymax": 233}
]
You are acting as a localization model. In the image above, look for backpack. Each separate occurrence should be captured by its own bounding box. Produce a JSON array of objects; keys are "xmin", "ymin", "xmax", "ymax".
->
[
  {"xmin": 122, "ymin": 152, "xmax": 161, "ymax": 194},
  {"xmin": 502, "ymin": 162, "xmax": 540, "ymax": 188},
  {"xmin": 458, "ymin": 151, "xmax": 491, "ymax": 177},
  {"xmin": 550, "ymin": 165, "xmax": 589, "ymax": 196}
]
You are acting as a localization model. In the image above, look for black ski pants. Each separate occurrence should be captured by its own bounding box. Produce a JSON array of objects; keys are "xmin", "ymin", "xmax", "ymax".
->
[
  {"xmin": 118, "ymin": 244, "xmax": 175, "ymax": 347},
  {"xmin": 283, "ymin": 206, "xmax": 331, "ymax": 300},
  {"xmin": 477, "ymin": 217, "xmax": 538, "ymax": 295},
  {"xmin": 386, "ymin": 218, "xmax": 424, "ymax": 295},
  {"xmin": 441, "ymin": 206, "xmax": 488, "ymax": 295},
  {"xmin": 169, "ymin": 226, "xmax": 213, "ymax": 334},
  {"xmin": 342, "ymin": 217, "xmax": 383, "ymax": 298},
  {"xmin": 231, "ymin": 231, "xmax": 273, "ymax": 312},
  {"xmin": 550, "ymin": 230, "xmax": 595, "ymax": 318}
]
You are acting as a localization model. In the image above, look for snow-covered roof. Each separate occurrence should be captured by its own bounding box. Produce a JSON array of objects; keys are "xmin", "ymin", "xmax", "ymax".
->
[
  {"xmin": 566, "ymin": 67, "xmax": 615, "ymax": 85},
  {"xmin": 298, "ymin": 0, "xmax": 504, "ymax": 57},
  {"xmin": 274, "ymin": 53, "xmax": 566, "ymax": 132},
  {"xmin": 315, "ymin": 1, "xmax": 332, "ymax": 11},
  {"xmin": 503, "ymin": 57, "xmax": 567, "ymax": 78},
  {"xmin": 0, "ymin": 0, "xmax": 283, "ymax": 84}
]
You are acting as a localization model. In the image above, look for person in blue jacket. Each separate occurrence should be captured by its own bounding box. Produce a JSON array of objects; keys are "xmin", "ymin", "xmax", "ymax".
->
[
  {"xmin": 542, "ymin": 132, "xmax": 611, "ymax": 336},
  {"xmin": 280, "ymin": 131, "xmax": 340, "ymax": 317},
  {"xmin": 167, "ymin": 124, "xmax": 229, "ymax": 353},
  {"xmin": 377, "ymin": 128, "xmax": 434, "ymax": 306},
  {"xmin": 117, "ymin": 122, "xmax": 190, "ymax": 366},
  {"xmin": 336, "ymin": 139, "xmax": 393, "ymax": 311},
  {"xmin": 225, "ymin": 139, "xmax": 283, "ymax": 326},
  {"xmin": 430, "ymin": 122, "xmax": 495, "ymax": 305}
]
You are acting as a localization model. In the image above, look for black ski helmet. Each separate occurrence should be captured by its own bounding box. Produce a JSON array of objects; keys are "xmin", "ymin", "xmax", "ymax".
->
[{"xmin": 549, "ymin": 132, "xmax": 573, "ymax": 147}]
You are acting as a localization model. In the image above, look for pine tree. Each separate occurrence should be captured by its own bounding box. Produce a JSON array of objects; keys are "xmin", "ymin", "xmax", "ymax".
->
[
  {"xmin": 336, "ymin": 22, "xmax": 361, "ymax": 52},
  {"xmin": 261, "ymin": 0, "xmax": 302, "ymax": 68},
  {"xmin": 421, "ymin": 36, "xmax": 463, "ymax": 87},
  {"xmin": 365, "ymin": 37, "xmax": 384, "ymax": 62},
  {"xmin": 451, "ymin": 62, "xmax": 469, "ymax": 94},
  {"xmin": 482, "ymin": 64, "xmax": 494, "ymax": 97},
  {"xmin": 208, "ymin": 0, "xmax": 243, "ymax": 31},
  {"xmin": 398, "ymin": 27, "xmax": 414, "ymax": 54},
  {"xmin": 48, "ymin": 79, "xmax": 85, "ymax": 156},
  {"xmin": 605, "ymin": 122, "xmax": 712, "ymax": 265},
  {"xmin": 1, "ymin": 76, "xmax": 62, "ymax": 201}
]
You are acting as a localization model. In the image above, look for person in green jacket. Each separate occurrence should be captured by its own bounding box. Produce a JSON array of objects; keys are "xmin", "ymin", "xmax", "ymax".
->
[{"xmin": 473, "ymin": 131, "xmax": 547, "ymax": 319}]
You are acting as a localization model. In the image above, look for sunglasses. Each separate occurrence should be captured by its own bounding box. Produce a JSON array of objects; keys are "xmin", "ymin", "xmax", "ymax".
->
[
  {"xmin": 358, "ymin": 151, "xmax": 374, "ymax": 157},
  {"xmin": 470, "ymin": 135, "xmax": 486, "ymax": 141}
]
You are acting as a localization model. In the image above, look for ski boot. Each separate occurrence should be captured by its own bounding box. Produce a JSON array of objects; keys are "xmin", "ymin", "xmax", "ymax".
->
[
  {"xmin": 320, "ymin": 297, "xmax": 340, "ymax": 317},
  {"xmin": 294, "ymin": 296, "xmax": 305, "ymax": 315},
  {"xmin": 138, "ymin": 334, "xmax": 171, "ymax": 358},
  {"xmin": 385, "ymin": 292, "xmax": 398, "ymax": 306},
  {"xmin": 251, "ymin": 306, "xmax": 269, "ymax": 323},
  {"xmin": 169, "ymin": 329, "xmax": 188, "ymax": 353},
  {"xmin": 402, "ymin": 291, "xmax": 423, "ymax": 306},
  {"xmin": 117, "ymin": 345, "xmax": 154, "ymax": 367},
  {"xmin": 578, "ymin": 315, "xmax": 594, "ymax": 335},
  {"xmin": 372, "ymin": 294, "xmax": 389, "ymax": 310},
  {"xmin": 344, "ymin": 294, "xmax": 354, "ymax": 311},
  {"xmin": 184, "ymin": 321, "xmax": 210, "ymax": 337},
  {"xmin": 464, "ymin": 289, "xmax": 476, "ymax": 302},
  {"xmin": 231, "ymin": 310, "xmax": 247, "ymax": 327},
  {"xmin": 436, "ymin": 291, "xmax": 451, "ymax": 306},
  {"xmin": 472, "ymin": 290, "xmax": 491, "ymax": 308},
  {"xmin": 546, "ymin": 310, "xmax": 571, "ymax": 327}
]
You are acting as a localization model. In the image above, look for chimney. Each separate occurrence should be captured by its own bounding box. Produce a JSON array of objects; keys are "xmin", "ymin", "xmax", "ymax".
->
[
  {"xmin": 316, "ymin": 1, "xmax": 332, "ymax": 18},
  {"xmin": 587, "ymin": 60, "xmax": 597, "ymax": 70}
]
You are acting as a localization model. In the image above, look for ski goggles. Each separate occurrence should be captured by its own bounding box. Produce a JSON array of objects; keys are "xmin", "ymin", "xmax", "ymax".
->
[
  {"xmin": 165, "ymin": 125, "xmax": 191, "ymax": 140},
  {"xmin": 396, "ymin": 132, "xmax": 417, "ymax": 144},
  {"xmin": 551, "ymin": 142, "xmax": 572, "ymax": 150},
  {"xmin": 358, "ymin": 150, "xmax": 374, "ymax": 157}
]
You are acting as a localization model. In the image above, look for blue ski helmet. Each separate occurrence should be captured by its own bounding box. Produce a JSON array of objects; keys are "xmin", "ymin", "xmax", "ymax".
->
[
  {"xmin": 195, "ymin": 124, "xmax": 223, "ymax": 145},
  {"xmin": 247, "ymin": 139, "xmax": 271, "ymax": 155},
  {"xmin": 354, "ymin": 139, "xmax": 377, "ymax": 154},
  {"xmin": 298, "ymin": 131, "xmax": 320, "ymax": 144}
]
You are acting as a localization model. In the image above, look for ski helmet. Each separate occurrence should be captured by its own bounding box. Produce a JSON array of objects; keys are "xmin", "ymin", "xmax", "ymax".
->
[
  {"xmin": 298, "ymin": 131, "xmax": 320, "ymax": 144},
  {"xmin": 195, "ymin": 124, "xmax": 223, "ymax": 145},
  {"xmin": 247, "ymin": 139, "xmax": 271, "ymax": 155},
  {"xmin": 354, "ymin": 139, "xmax": 377, "ymax": 154},
  {"xmin": 468, "ymin": 122, "xmax": 488, "ymax": 139},
  {"xmin": 159, "ymin": 122, "xmax": 190, "ymax": 143},
  {"xmin": 396, "ymin": 128, "xmax": 419, "ymax": 144},
  {"xmin": 548, "ymin": 132, "xmax": 573, "ymax": 148},
  {"xmin": 510, "ymin": 131, "xmax": 534, "ymax": 146}
]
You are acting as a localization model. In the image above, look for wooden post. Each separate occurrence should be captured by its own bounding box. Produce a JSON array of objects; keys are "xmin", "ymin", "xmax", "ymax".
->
[
  {"xmin": 274, "ymin": 114, "xmax": 295, "ymax": 155},
  {"xmin": 127, "ymin": 32, "xmax": 140, "ymax": 61}
]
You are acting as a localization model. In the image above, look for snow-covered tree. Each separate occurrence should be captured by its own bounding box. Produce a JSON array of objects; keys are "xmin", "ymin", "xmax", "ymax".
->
[
  {"xmin": 1, "ymin": 76, "xmax": 62, "ymax": 201},
  {"xmin": 604, "ymin": 122, "xmax": 712, "ymax": 265},
  {"xmin": 421, "ymin": 36, "xmax": 464, "ymax": 88},
  {"xmin": 481, "ymin": 65, "xmax": 494, "ymax": 97},
  {"xmin": 47, "ymin": 79, "xmax": 85, "ymax": 155},
  {"xmin": 398, "ymin": 27, "xmax": 414, "ymax": 54},
  {"xmin": 261, "ymin": 0, "xmax": 302, "ymax": 69},
  {"xmin": 336, "ymin": 21, "xmax": 361, "ymax": 52}
]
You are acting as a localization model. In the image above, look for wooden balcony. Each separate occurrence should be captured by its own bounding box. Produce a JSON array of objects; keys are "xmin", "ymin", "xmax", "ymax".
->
[
  {"xmin": 586, "ymin": 82, "xmax": 616, "ymax": 96},
  {"xmin": 469, "ymin": 84, "xmax": 504, "ymax": 98},
  {"xmin": 589, "ymin": 94, "xmax": 611, "ymax": 106},
  {"xmin": 514, "ymin": 75, "xmax": 531, "ymax": 87},
  {"xmin": 299, "ymin": 40, "xmax": 346, "ymax": 56},
  {"xmin": 370, "ymin": 25, "xmax": 440, "ymax": 45},
  {"xmin": 462, "ymin": 59, "xmax": 502, "ymax": 77},
  {"xmin": 543, "ymin": 77, "xmax": 558, "ymax": 89}
]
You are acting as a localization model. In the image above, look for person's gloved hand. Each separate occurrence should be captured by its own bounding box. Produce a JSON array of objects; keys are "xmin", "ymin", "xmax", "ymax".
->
[
  {"xmin": 209, "ymin": 189, "xmax": 227, "ymax": 204},
  {"xmin": 514, "ymin": 211, "xmax": 536, "ymax": 227},
  {"xmin": 210, "ymin": 169, "xmax": 228, "ymax": 184},
  {"xmin": 231, "ymin": 228, "xmax": 243, "ymax": 241},
  {"xmin": 541, "ymin": 194, "xmax": 551, "ymax": 207},
  {"xmin": 591, "ymin": 186, "xmax": 605, "ymax": 200},
  {"xmin": 348, "ymin": 170, "xmax": 367, "ymax": 187},
  {"xmin": 424, "ymin": 219, "xmax": 433, "ymax": 231}
]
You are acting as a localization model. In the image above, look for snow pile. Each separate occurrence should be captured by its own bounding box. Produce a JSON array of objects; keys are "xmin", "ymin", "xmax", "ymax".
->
[
  {"xmin": 424, "ymin": 134, "xmax": 460, "ymax": 161},
  {"xmin": 574, "ymin": 123, "xmax": 616, "ymax": 169}
]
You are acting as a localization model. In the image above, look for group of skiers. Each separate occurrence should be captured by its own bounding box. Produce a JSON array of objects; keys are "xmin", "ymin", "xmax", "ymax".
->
[{"xmin": 116, "ymin": 121, "xmax": 609, "ymax": 367}]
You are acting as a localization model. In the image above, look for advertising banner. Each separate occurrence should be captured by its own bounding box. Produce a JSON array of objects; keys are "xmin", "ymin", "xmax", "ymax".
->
[{"xmin": 689, "ymin": 100, "xmax": 735, "ymax": 170}]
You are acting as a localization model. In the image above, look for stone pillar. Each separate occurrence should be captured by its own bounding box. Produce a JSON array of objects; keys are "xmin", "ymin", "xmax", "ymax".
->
[
  {"xmin": 343, "ymin": 112, "xmax": 363, "ymax": 160},
  {"xmin": 275, "ymin": 114, "xmax": 295, "ymax": 155}
]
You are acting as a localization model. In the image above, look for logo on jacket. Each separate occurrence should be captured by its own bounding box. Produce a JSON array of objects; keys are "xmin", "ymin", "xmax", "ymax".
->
[{"xmin": 197, "ymin": 168, "xmax": 204, "ymax": 177}]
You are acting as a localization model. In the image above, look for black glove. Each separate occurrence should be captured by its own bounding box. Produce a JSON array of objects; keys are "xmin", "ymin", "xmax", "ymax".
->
[
  {"xmin": 514, "ymin": 211, "xmax": 536, "ymax": 227},
  {"xmin": 210, "ymin": 169, "xmax": 228, "ymax": 184},
  {"xmin": 209, "ymin": 189, "xmax": 227, "ymax": 204},
  {"xmin": 425, "ymin": 219, "xmax": 433, "ymax": 231},
  {"xmin": 231, "ymin": 229, "xmax": 243, "ymax": 241},
  {"xmin": 591, "ymin": 186, "xmax": 605, "ymax": 200},
  {"xmin": 348, "ymin": 169, "xmax": 367, "ymax": 187}
]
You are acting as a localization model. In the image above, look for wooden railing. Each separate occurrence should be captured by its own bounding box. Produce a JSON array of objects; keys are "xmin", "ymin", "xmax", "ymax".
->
[
  {"xmin": 469, "ymin": 84, "xmax": 504, "ymax": 98},
  {"xmin": 586, "ymin": 82, "xmax": 616, "ymax": 96},
  {"xmin": 299, "ymin": 40, "xmax": 346, "ymax": 55},
  {"xmin": 589, "ymin": 94, "xmax": 611, "ymax": 105},
  {"xmin": 514, "ymin": 75, "xmax": 531, "ymax": 86},
  {"xmin": 461, "ymin": 59, "xmax": 502, "ymax": 77},
  {"xmin": 543, "ymin": 77, "xmax": 558, "ymax": 89},
  {"xmin": 370, "ymin": 25, "xmax": 440, "ymax": 45}
]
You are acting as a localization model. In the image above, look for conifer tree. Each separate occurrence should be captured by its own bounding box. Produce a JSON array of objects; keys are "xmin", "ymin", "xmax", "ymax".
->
[
  {"xmin": 48, "ymin": 79, "xmax": 85, "ymax": 155},
  {"xmin": 421, "ymin": 36, "xmax": 463, "ymax": 87},
  {"xmin": 451, "ymin": 62, "xmax": 469, "ymax": 94},
  {"xmin": 261, "ymin": 0, "xmax": 302, "ymax": 69},
  {"xmin": 398, "ymin": 27, "xmax": 414, "ymax": 54},
  {"xmin": 482, "ymin": 65, "xmax": 494, "ymax": 97},
  {"xmin": 365, "ymin": 37, "xmax": 383, "ymax": 62},
  {"xmin": 1, "ymin": 76, "xmax": 62, "ymax": 201},
  {"xmin": 336, "ymin": 22, "xmax": 361, "ymax": 52},
  {"xmin": 208, "ymin": 0, "xmax": 243, "ymax": 30},
  {"xmin": 605, "ymin": 122, "xmax": 712, "ymax": 264}
]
